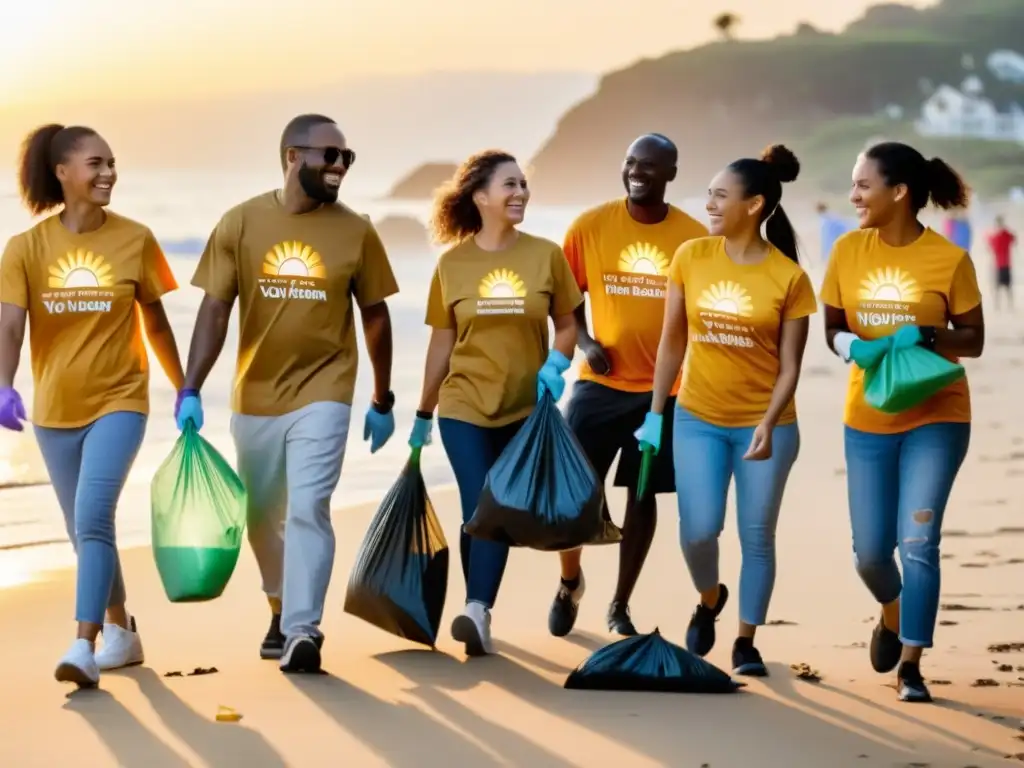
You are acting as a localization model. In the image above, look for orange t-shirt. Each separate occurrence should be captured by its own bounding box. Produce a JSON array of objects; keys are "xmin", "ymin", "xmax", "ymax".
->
[
  {"xmin": 819, "ymin": 227, "xmax": 982, "ymax": 434},
  {"xmin": 668, "ymin": 237, "xmax": 818, "ymax": 428},
  {"xmin": 0, "ymin": 212, "xmax": 177, "ymax": 428},
  {"xmin": 564, "ymin": 199, "xmax": 708, "ymax": 394}
]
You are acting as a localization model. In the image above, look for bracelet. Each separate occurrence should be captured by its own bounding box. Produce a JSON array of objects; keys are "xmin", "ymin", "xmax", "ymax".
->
[{"xmin": 415, "ymin": 409, "xmax": 434, "ymax": 421}]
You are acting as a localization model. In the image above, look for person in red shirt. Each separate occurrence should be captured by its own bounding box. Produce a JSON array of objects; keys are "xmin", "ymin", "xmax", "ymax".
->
[{"xmin": 988, "ymin": 216, "xmax": 1015, "ymax": 310}]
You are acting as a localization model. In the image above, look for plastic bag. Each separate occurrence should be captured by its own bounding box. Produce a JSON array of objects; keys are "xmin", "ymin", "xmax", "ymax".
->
[
  {"xmin": 863, "ymin": 345, "xmax": 965, "ymax": 414},
  {"xmin": 344, "ymin": 447, "xmax": 449, "ymax": 647},
  {"xmin": 464, "ymin": 392, "xmax": 621, "ymax": 552},
  {"xmin": 564, "ymin": 628, "xmax": 743, "ymax": 693},
  {"xmin": 150, "ymin": 423, "xmax": 247, "ymax": 602}
]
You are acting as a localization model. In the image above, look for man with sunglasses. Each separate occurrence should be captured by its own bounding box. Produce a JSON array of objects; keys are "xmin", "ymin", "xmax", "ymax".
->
[{"xmin": 177, "ymin": 113, "xmax": 399, "ymax": 674}]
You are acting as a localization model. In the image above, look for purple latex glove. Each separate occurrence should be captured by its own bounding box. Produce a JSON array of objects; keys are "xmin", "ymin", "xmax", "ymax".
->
[{"xmin": 0, "ymin": 387, "xmax": 27, "ymax": 432}]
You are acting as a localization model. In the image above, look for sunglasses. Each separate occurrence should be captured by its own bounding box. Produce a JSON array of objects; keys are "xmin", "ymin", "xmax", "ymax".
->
[{"xmin": 291, "ymin": 145, "xmax": 356, "ymax": 169}]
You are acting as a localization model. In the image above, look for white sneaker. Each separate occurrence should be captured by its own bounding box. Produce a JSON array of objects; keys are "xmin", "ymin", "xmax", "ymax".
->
[
  {"xmin": 55, "ymin": 639, "xmax": 100, "ymax": 687},
  {"xmin": 451, "ymin": 601, "xmax": 494, "ymax": 657},
  {"xmin": 95, "ymin": 616, "xmax": 144, "ymax": 671}
]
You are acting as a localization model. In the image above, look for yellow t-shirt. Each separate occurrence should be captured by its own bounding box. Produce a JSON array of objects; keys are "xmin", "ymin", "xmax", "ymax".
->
[
  {"xmin": 564, "ymin": 199, "xmax": 708, "ymax": 395},
  {"xmin": 819, "ymin": 227, "xmax": 982, "ymax": 434},
  {"xmin": 425, "ymin": 232, "xmax": 583, "ymax": 427},
  {"xmin": 0, "ymin": 212, "xmax": 177, "ymax": 428},
  {"xmin": 191, "ymin": 191, "xmax": 399, "ymax": 416},
  {"xmin": 668, "ymin": 237, "xmax": 818, "ymax": 428}
]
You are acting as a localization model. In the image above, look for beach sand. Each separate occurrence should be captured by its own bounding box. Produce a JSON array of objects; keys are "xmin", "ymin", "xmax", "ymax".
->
[{"xmin": 1, "ymin": 215, "xmax": 1023, "ymax": 766}]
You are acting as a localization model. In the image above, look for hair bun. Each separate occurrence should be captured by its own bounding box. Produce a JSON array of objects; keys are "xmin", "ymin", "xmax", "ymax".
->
[{"xmin": 760, "ymin": 144, "xmax": 800, "ymax": 183}]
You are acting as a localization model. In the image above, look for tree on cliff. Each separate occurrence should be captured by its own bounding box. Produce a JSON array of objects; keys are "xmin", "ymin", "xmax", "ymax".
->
[{"xmin": 713, "ymin": 12, "xmax": 739, "ymax": 40}]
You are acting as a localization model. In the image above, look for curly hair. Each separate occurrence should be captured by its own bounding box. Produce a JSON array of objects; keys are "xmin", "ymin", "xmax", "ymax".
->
[{"xmin": 429, "ymin": 150, "xmax": 518, "ymax": 245}]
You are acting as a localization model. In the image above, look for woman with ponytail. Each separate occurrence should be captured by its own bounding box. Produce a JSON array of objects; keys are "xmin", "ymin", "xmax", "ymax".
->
[
  {"xmin": 0, "ymin": 125, "xmax": 186, "ymax": 687},
  {"xmin": 820, "ymin": 142, "xmax": 983, "ymax": 704},
  {"xmin": 637, "ymin": 145, "xmax": 817, "ymax": 676}
]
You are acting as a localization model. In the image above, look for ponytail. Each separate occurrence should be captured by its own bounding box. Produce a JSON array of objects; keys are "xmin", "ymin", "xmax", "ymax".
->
[
  {"xmin": 864, "ymin": 142, "xmax": 970, "ymax": 213},
  {"xmin": 17, "ymin": 123, "xmax": 97, "ymax": 216},
  {"xmin": 926, "ymin": 157, "xmax": 970, "ymax": 210},
  {"xmin": 727, "ymin": 143, "xmax": 801, "ymax": 263},
  {"xmin": 764, "ymin": 204, "xmax": 800, "ymax": 263}
]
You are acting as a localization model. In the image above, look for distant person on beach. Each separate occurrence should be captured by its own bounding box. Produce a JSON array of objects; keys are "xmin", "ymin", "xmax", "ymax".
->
[
  {"xmin": 639, "ymin": 145, "xmax": 817, "ymax": 677},
  {"xmin": 942, "ymin": 208, "xmax": 972, "ymax": 251},
  {"xmin": 987, "ymin": 215, "xmax": 1015, "ymax": 310},
  {"xmin": 816, "ymin": 202, "xmax": 855, "ymax": 264},
  {"xmin": 178, "ymin": 114, "xmax": 399, "ymax": 674},
  {"xmin": 820, "ymin": 142, "xmax": 984, "ymax": 703},
  {"xmin": 547, "ymin": 133, "xmax": 708, "ymax": 640},
  {"xmin": 0, "ymin": 124, "xmax": 186, "ymax": 687},
  {"xmin": 408, "ymin": 150, "xmax": 581, "ymax": 656}
]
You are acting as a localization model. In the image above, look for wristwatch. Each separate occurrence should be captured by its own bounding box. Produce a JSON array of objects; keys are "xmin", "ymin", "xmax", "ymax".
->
[
  {"xmin": 371, "ymin": 390, "xmax": 395, "ymax": 414},
  {"xmin": 918, "ymin": 326, "xmax": 938, "ymax": 352}
]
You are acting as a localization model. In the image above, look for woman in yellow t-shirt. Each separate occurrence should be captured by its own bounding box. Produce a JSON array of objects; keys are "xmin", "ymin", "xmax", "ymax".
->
[
  {"xmin": 407, "ymin": 150, "xmax": 582, "ymax": 657},
  {"xmin": 0, "ymin": 124, "xmax": 186, "ymax": 688},
  {"xmin": 819, "ymin": 142, "xmax": 983, "ymax": 704},
  {"xmin": 639, "ymin": 145, "xmax": 818, "ymax": 678}
]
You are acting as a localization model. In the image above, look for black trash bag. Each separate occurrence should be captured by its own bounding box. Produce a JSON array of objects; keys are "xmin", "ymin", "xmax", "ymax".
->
[
  {"xmin": 464, "ymin": 392, "xmax": 621, "ymax": 552},
  {"xmin": 564, "ymin": 628, "xmax": 744, "ymax": 693},
  {"xmin": 343, "ymin": 448, "xmax": 449, "ymax": 647}
]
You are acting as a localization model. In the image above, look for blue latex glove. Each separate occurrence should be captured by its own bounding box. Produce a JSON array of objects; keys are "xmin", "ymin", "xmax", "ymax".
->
[
  {"xmin": 175, "ymin": 388, "xmax": 204, "ymax": 431},
  {"xmin": 849, "ymin": 337, "xmax": 892, "ymax": 370},
  {"xmin": 634, "ymin": 411, "xmax": 663, "ymax": 455},
  {"xmin": 891, "ymin": 325, "xmax": 922, "ymax": 350},
  {"xmin": 364, "ymin": 405, "xmax": 395, "ymax": 454},
  {"xmin": 537, "ymin": 349, "xmax": 572, "ymax": 403},
  {"xmin": 409, "ymin": 414, "xmax": 433, "ymax": 448},
  {"xmin": 0, "ymin": 387, "xmax": 26, "ymax": 432}
]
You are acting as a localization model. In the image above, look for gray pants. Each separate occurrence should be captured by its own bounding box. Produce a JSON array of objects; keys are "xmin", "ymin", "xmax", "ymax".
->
[{"xmin": 230, "ymin": 401, "xmax": 351, "ymax": 640}]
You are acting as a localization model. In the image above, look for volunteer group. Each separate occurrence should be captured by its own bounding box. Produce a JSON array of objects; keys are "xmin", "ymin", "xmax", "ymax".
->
[{"xmin": 0, "ymin": 113, "xmax": 986, "ymax": 706}]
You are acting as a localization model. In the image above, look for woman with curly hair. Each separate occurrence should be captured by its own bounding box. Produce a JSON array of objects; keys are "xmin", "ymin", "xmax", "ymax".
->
[{"xmin": 407, "ymin": 150, "xmax": 582, "ymax": 656}]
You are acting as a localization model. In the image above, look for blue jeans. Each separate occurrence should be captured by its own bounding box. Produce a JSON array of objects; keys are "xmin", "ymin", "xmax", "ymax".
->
[
  {"xmin": 673, "ymin": 407, "xmax": 800, "ymax": 626},
  {"xmin": 34, "ymin": 412, "xmax": 146, "ymax": 625},
  {"xmin": 438, "ymin": 417, "xmax": 525, "ymax": 608},
  {"xmin": 844, "ymin": 422, "xmax": 970, "ymax": 647}
]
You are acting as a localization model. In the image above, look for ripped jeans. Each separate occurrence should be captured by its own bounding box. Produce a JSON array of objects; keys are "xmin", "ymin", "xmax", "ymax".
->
[{"xmin": 844, "ymin": 422, "xmax": 970, "ymax": 647}]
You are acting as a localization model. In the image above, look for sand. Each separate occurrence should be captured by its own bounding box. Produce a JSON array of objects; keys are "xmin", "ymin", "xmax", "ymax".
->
[{"xmin": 1, "ymin": 261, "xmax": 1024, "ymax": 767}]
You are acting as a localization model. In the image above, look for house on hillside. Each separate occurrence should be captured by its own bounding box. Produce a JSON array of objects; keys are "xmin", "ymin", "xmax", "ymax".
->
[{"xmin": 915, "ymin": 79, "xmax": 1024, "ymax": 143}]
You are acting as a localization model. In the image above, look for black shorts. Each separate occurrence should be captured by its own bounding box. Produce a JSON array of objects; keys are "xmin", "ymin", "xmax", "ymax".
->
[
  {"xmin": 997, "ymin": 266, "xmax": 1012, "ymax": 287},
  {"xmin": 566, "ymin": 380, "xmax": 676, "ymax": 495}
]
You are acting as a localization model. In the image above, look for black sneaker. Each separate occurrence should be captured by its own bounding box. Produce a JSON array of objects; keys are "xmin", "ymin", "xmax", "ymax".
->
[
  {"xmin": 685, "ymin": 583, "xmax": 729, "ymax": 657},
  {"xmin": 260, "ymin": 614, "xmax": 285, "ymax": 660},
  {"xmin": 606, "ymin": 602, "xmax": 638, "ymax": 636},
  {"xmin": 732, "ymin": 638, "xmax": 768, "ymax": 677},
  {"xmin": 547, "ymin": 571, "xmax": 585, "ymax": 637},
  {"xmin": 869, "ymin": 617, "xmax": 902, "ymax": 673},
  {"xmin": 280, "ymin": 635, "xmax": 322, "ymax": 674},
  {"xmin": 896, "ymin": 661, "xmax": 932, "ymax": 703}
]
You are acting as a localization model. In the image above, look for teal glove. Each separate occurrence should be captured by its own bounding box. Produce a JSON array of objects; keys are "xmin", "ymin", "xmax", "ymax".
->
[
  {"xmin": 891, "ymin": 325, "xmax": 922, "ymax": 350},
  {"xmin": 537, "ymin": 349, "xmax": 572, "ymax": 402},
  {"xmin": 175, "ymin": 389, "xmax": 204, "ymax": 432},
  {"xmin": 409, "ymin": 413, "xmax": 433, "ymax": 448},
  {"xmin": 364, "ymin": 405, "xmax": 395, "ymax": 454},
  {"xmin": 849, "ymin": 337, "xmax": 892, "ymax": 370},
  {"xmin": 634, "ymin": 411, "xmax": 663, "ymax": 455}
]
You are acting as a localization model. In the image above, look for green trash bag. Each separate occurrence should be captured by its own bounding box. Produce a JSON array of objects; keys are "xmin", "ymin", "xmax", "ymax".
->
[
  {"xmin": 863, "ymin": 345, "xmax": 966, "ymax": 414},
  {"xmin": 150, "ymin": 423, "xmax": 247, "ymax": 602}
]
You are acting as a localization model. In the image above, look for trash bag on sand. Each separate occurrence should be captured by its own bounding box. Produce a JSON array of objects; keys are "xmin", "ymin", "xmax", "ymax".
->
[
  {"xmin": 151, "ymin": 422, "xmax": 247, "ymax": 602},
  {"xmin": 344, "ymin": 448, "xmax": 449, "ymax": 647},
  {"xmin": 863, "ymin": 345, "xmax": 965, "ymax": 414},
  {"xmin": 464, "ymin": 392, "xmax": 621, "ymax": 552},
  {"xmin": 564, "ymin": 628, "xmax": 743, "ymax": 694}
]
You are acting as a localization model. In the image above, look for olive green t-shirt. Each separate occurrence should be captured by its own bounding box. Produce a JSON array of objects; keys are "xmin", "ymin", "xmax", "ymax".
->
[
  {"xmin": 425, "ymin": 232, "xmax": 583, "ymax": 427},
  {"xmin": 192, "ymin": 191, "xmax": 399, "ymax": 416}
]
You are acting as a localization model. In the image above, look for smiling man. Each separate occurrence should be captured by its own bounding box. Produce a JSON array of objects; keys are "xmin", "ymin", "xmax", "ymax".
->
[
  {"xmin": 549, "ymin": 133, "xmax": 708, "ymax": 638},
  {"xmin": 175, "ymin": 113, "xmax": 399, "ymax": 674}
]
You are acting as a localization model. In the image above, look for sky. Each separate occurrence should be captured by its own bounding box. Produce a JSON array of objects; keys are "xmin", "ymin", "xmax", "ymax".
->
[{"xmin": 2, "ymin": 0, "xmax": 935, "ymax": 107}]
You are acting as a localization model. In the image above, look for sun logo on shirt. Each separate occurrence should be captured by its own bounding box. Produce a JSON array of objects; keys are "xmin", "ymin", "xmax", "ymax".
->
[
  {"xmin": 479, "ymin": 268, "xmax": 527, "ymax": 298},
  {"xmin": 618, "ymin": 242, "xmax": 670, "ymax": 275},
  {"xmin": 48, "ymin": 249, "xmax": 115, "ymax": 289},
  {"xmin": 858, "ymin": 267, "xmax": 922, "ymax": 303},
  {"xmin": 696, "ymin": 280, "xmax": 754, "ymax": 317},
  {"xmin": 263, "ymin": 241, "xmax": 327, "ymax": 279}
]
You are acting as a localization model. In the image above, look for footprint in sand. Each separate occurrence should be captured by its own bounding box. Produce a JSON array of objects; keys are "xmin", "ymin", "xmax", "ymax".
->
[
  {"xmin": 987, "ymin": 642, "xmax": 1024, "ymax": 653},
  {"xmin": 939, "ymin": 620, "xmax": 959, "ymax": 626},
  {"xmin": 972, "ymin": 678, "xmax": 1000, "ymax": 687},
  {"xmin": 997, "ymin": 527, "xmax": 1024, "ymax": 536},
  {"xmin": 941, "ymin": 603, "xmax": 993, "ymax": 611},
  {"xmin": 766, "ymin": 619, "xmax": 798, "ymax": 626},
  {"xmin": 961, "ymin": 562, "xmax": 989, "ymax": 568}
]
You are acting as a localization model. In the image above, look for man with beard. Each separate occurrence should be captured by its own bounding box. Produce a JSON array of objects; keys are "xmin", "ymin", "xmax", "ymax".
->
[
  {"xmin": 176, "ymin": 114, "xmax": 399, "ymax": 673},
  {"xmin": 548, "ymin": 133, "xmax": 707, "ymax": 638}
]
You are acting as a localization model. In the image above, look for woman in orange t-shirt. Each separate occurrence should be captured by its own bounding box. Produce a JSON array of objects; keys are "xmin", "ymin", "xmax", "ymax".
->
[
  {"xmin": 819, "ymin": 142, "xmax": 984, "ymax": 704},
  {"xmin": 639, "ymin": 145, "xmax": 817, "ymax": 678},
  {"xmin": 0, "ymin": 125, "xmax": 186, "ymax": 688}
]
